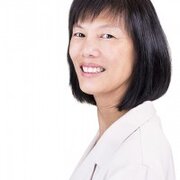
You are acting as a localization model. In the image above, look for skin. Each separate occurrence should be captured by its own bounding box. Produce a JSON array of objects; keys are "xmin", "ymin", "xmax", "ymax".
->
[{"xmin": 69, "ymin": 13, "xmax": 135, "ymax": 139}]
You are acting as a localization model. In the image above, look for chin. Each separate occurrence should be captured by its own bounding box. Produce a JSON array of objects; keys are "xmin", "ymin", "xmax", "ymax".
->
[
  {"xmin": 80, "ymin": 88, "xmax": 95, "ymax": 95},
  {"xmin": 80, "ymin": 85, "xmax": 98, "ymax": 95}
]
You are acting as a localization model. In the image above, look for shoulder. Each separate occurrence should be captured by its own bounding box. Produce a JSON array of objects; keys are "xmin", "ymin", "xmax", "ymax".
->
[
  {"xmin": 108, "ymin": 111, "xmax": 173, "ymax": 169},
  {"xmin": 139, "ymin": 113, "xmax": 173, "ymax": 170},
  {"xmin": 105, "ymin": 114, "xmax": 175, "ymax": 179}
]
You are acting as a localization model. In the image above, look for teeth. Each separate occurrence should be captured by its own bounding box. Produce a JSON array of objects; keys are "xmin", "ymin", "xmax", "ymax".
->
[{"xmin": 82, "ymin": 66, "xmax": 104, "ymax": 73}]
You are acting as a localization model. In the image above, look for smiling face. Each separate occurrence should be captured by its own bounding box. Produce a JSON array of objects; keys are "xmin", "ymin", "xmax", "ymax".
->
[{"xmin": 69, "ymin": 13, "xmax": 135, "ymax": 104}]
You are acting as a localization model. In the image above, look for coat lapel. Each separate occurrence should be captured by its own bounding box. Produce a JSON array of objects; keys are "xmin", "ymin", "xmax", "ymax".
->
[
  {"xmin": 91, "ymin": 101, "xmax": 156, "ymax": 167},
  {"xmin": 75, "ymin": 131, "xmax": 100, "ymax": 169},
  {"xmin": 69, "ymin": 132, "xmax": 100, "ymax": 180}
]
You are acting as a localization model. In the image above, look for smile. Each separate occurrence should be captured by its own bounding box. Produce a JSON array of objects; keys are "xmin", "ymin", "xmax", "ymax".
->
[{"xmin": 81, "ymin": 65, "xmax": 105, "ymax": 74}]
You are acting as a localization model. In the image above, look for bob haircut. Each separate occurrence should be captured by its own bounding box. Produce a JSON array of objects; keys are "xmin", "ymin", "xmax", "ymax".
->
[{"xmin": 67, "ymin": 0, "xmax": 171, "ymax": 111}]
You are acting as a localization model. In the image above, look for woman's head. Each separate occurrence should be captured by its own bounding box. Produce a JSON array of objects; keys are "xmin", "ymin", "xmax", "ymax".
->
[{"xmin": 67, "ymin": 0, "xmax": 171, "ymax": 111}]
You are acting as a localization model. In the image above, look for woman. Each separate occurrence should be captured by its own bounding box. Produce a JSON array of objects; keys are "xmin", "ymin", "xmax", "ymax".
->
[{"xmin": 67, "ymin": 0, "xmax": 176, "ymax": 179}]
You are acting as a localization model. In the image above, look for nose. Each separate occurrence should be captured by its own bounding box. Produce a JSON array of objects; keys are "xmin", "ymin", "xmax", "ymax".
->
[{"xmin": 81, "ymin": 37, "xmax": 100, "ymax": 58}]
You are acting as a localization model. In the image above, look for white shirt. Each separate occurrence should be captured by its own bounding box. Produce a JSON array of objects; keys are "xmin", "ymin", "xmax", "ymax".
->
[{"xmin": 70, "ymin": 101, "xmax": 176, "ymax": 180}]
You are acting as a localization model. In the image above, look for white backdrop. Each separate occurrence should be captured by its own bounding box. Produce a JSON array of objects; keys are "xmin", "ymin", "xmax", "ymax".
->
[{"xmin": 0, "ymin": 0, "xmax": 179, "ymax": 179}]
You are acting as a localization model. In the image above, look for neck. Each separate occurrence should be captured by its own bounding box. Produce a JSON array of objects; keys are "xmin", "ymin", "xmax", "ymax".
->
[{"xmin": 95, "ymin": 95, "xmax": 127, "ymax": 138}]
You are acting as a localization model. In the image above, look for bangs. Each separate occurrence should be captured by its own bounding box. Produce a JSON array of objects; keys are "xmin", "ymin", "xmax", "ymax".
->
[{"xmin": 69, "ymin": 0, "xmax": 127, "ymax": 30}]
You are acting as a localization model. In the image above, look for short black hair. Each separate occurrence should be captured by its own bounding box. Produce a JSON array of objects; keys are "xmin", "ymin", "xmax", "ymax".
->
[{"xmin": 67, "ymin": 0, "xmax": 171, "ymax": 111}]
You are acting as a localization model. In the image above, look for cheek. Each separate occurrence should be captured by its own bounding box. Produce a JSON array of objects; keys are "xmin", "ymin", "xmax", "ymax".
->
[
  {"xmin": 69, "ymin": 41, "xmax": 76, "ymax": 61},
  {"xmin": 109, "ymin": 45, "xmax": 135, "ymax": 77},
  {"xmin": 69, "ymin": 41, "xmax": 82, "ymax": 67},
  {"xmin": 69, "ymin": 41, "xmax": 82, "ymax": 77}
]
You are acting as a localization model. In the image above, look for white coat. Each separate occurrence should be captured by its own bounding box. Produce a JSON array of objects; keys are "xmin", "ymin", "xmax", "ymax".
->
[{"xmin": 70, "ymin": 101, "xmax": 176, "ymax": 180}]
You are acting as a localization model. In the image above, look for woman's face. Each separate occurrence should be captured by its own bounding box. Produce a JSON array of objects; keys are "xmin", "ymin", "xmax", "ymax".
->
[{"xmin": 69, "ymin": 14, "xmax": 135, "ymax": 100}]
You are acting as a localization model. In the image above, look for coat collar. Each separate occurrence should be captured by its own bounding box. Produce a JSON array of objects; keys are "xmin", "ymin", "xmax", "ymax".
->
[{"xmin": 84, "ymin": 101, "xmax": 156, "ymax": 167}]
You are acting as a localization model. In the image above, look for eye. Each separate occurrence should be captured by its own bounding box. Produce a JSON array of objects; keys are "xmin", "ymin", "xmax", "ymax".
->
[
  {"xmin": 73, "ymin": 32, "xmax": 85, "ymax": 38},
  {"xmin": 101, "ymin": 34, "xmax": 115, "ymax": 39}
]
